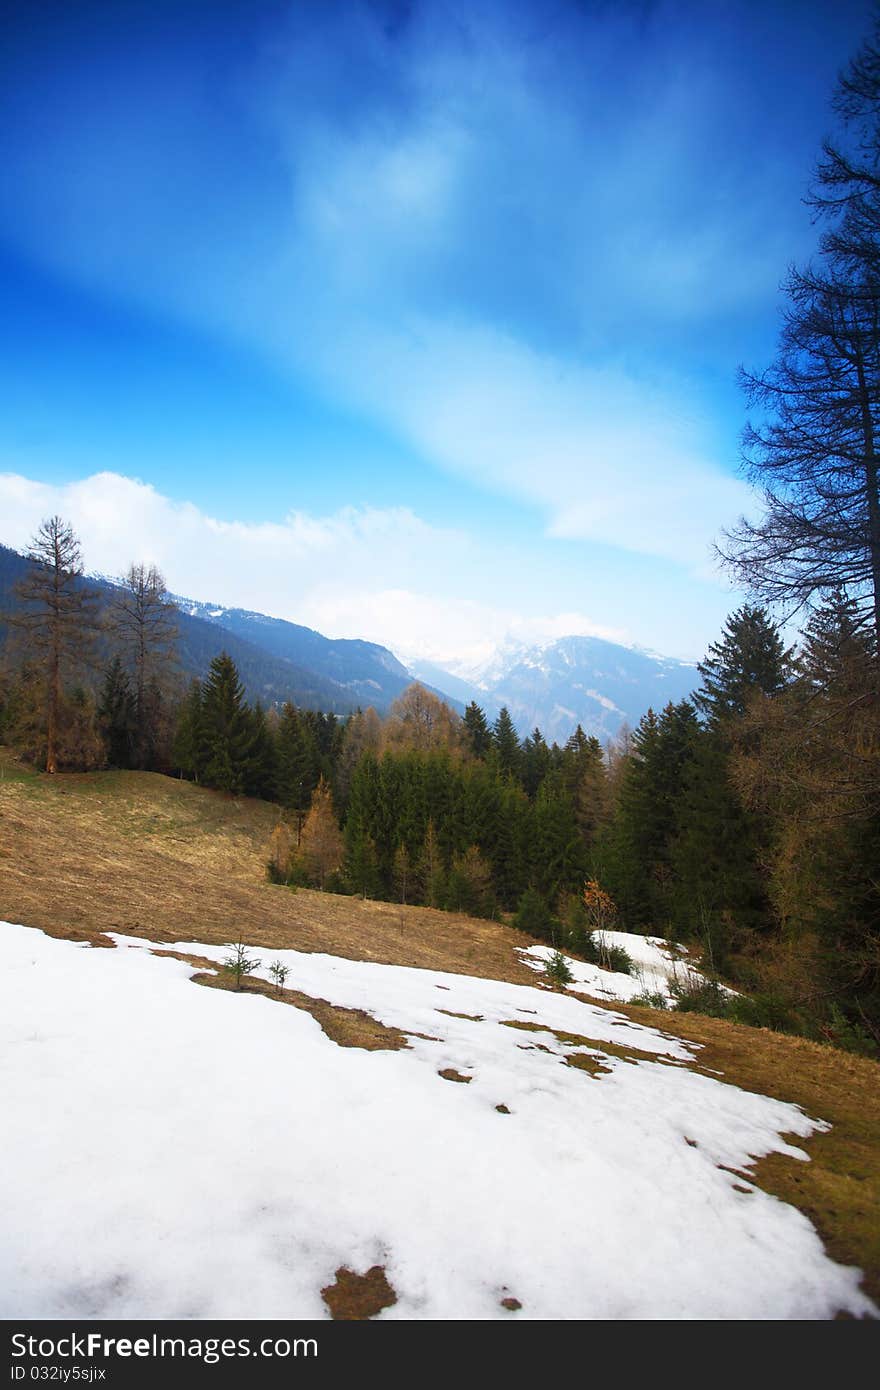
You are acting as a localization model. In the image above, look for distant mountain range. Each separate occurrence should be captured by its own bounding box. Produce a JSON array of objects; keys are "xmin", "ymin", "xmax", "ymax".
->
[
  {"xmin": 1, "ymin": 541, "xmax": 698, "ymax": 739},
  {"xmin": 407, "ymin": 636, "xmax": 698, "ymax": 743}
]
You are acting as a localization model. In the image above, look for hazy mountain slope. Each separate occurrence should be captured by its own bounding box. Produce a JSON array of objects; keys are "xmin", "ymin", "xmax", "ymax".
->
[
  {"xmin": 490, "ymin": 635, "xmax": 697, "ymax": 741},
  {"xmin": 175, "ymin": 595, "xmax": 440, "ymax": 712},
  {"xmin": 409, "ymin": 635, "xmax": 698, "ymax": 742},
  {"xmin": 1, "ymin": 543, "xmax": 460, "ymax": 714},
  {"xmin": 0, "ymin": 544, "xmax": 358, "ymax": 713}
]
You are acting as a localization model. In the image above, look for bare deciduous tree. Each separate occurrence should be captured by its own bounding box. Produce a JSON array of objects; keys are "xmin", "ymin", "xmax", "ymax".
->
[
  {"xmin": 110, "ymin": 563, "xmax": 178, "ymax": 765},
  {"xmin": 10, "ymin": 516, "xmax": 99, "ymax": 773},
  {"xmin": 720, "ymin": 267, "xmax": 880, "ymax": 658}
]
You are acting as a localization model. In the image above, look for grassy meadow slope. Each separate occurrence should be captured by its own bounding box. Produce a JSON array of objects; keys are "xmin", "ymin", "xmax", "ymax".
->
[
  {"xmin": 0, "ymin": 749, "xmax": 535, "ymax": 984},
  {"xmin": 1, "ymin": 747, "xmax": 878, "ymax": 1308}
]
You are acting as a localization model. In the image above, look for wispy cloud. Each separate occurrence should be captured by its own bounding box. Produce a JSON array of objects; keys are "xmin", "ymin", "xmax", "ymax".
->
[{"xmin": 0, "ymin": 0, "xmax": 811, "ymax": 573}]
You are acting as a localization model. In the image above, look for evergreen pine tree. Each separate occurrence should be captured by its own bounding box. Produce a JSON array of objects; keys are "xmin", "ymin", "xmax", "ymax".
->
[
  {"xmin": 562, "ymin": 727, "xmax": 611, "ymax": 852},
  {"xmin": 276, "ymin": 702, "xmax": 319, "ymax": 832},
  {"xmin": 694, "ymin": 605, "xmax": 792, "ymax": 725},
  {"xmin": 513, "ymin": 887, "xmax": 557, "ymax": 944},
  {"xmin": 172, "ymin": 678, "xmax": 204, "ymax": 780},
  {"xmin": 199, "ymin": 652, "xmax": 256, "ymax": 794},
  {"xmin": 800, "ymin": 588, "xmax": 876, "ymax": 698},
  {"xmin": 521, "ymin": 727, "xmax": 552, "ymax": 799},
  {"xmin": 98, "ymin": 656, "xmax": 136, "ymax": 768},
  {"xmin": 463, "ymin": 701, "xmax": 492, "ymax": 758},
  {"xmin": 531, "ymin": 770, "xmax": 587, "ymax": 905},
  {"xmin": 246, "ymin": 701, "xmax": 278, "ymax": 800},
  {"xmin": 491, "ymin": 707, "xmax": 521, "ymax": 781},
  {"xmin": 344, "ymin": 823, "xmax": 381, "ymax": 899}
]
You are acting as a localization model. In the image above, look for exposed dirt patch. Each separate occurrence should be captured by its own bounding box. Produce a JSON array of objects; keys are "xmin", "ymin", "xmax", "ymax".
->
[
  {"xmin": 150, "ymin": 947, "xmax": 219, "ymax": 971},
  {"xmin": 320, "ymin": 1265, "xmax": 397, "ymax": 1320},
  {"xmin": 190, "ymin": 970, "xmax": 410, "ymax": 1052},
  {"xmin": 565, "ymin": 1052, "xmax": 613, "ymax": 1078},
  {"xmin": 500, "ymin": 1296, "xmax": 522, "ymax": 1311},
  {"xmin": 500, "ymin": 1018, "xmax": 662, "ymax": 1068},
  {"xmin": 436, "ymin": 1009, "xmax": 484, "ymax": 1022},
  {"xmin": 438, "ymin": 1068, "xmax": 472, "ymax": 1084}
]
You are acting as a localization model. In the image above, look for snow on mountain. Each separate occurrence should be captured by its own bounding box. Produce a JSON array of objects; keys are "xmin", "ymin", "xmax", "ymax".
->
[
  {"xmin": 405, "ymin": 633, "xmax": 698, "ymax": 743},
  {"xmin": 3, "ymin": 919, "xmax": 874, "ymax": 1320}
]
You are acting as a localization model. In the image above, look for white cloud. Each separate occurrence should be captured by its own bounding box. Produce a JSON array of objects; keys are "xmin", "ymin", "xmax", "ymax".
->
[
  {"xmin": 297, "ymin": 587, "xmax": 628, "ymax": 671},
  {"xmin": 0, "ymin": 470, "xmax": 625, "ymax": 666}
]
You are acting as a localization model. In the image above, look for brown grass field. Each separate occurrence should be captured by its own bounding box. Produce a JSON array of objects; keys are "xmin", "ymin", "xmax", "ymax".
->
[{"xmin": 1, "ymin": 747, "xmax": 878, "ymax": 1313}]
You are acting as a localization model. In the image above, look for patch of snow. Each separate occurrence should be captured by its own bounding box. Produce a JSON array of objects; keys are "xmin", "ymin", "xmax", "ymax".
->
[
  {"xmin": 584, "ymin": 688, "xmax": 624, "ymax": 713},
  {"xmin": 1, "ymin": 921, "xmax": 873, "ymax": 1321},
  {"xmin": 521, "ymin": 931, "xmax": 730, "ymax": 1005}
]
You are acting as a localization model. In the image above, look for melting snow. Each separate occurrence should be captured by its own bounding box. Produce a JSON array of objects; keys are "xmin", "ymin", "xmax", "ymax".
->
[
  {"xmin": 521, "ymin": 931, "xmax": 721, "ymax": 1004},
  {"xmin": 1, "ymin": 920, "xmax": 874, "ymax": 1321}
]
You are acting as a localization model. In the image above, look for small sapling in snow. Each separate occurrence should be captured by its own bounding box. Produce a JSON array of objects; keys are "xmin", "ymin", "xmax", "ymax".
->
[
  {"xmin": 222, "ymin": 939, "xmax": 261, "ymax": 991},
  {"xmin": 269, "ymin": 959, "xmax": 289, "ymax": 993},
  {"xmin": 545, "ymin": 950, "xmax": 574, "ymax": 987}
]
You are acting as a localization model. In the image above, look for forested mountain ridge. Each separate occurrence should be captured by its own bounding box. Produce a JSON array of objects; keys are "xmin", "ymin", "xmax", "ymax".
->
[
  {"xmin": 173, "ymin": 592, "xmax": 456, "ymax": 712},
  {"xmin": 0, "ymin": 543, "xmax": 433, "ymax": 715}
]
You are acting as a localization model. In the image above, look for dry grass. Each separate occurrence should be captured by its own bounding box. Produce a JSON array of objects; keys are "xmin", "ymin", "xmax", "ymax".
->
[
  {"xmin": 320, "ymin": 1265, "xmax": 397, "ymax": 1320},
  {"xmin": 2, "ymin": 749, "xmax": 878, "ymax": 1309},
  {"xmin": 0, "ymin": 752, "xmax": 538, "ymax": 984}
]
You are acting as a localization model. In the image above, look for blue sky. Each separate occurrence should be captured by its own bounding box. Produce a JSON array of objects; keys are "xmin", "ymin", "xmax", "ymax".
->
[{"xmin": 0, "ymin": 0, "xmax": 874, "ymax": 668}]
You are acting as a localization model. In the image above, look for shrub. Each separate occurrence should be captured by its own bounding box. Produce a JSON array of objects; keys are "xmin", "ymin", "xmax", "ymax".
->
[
  {"xmin": 670, "ymin": 977, "xmax": 729, "ymax": 1017},
  {"xmin": 818, "ymin": 1004, "xmax": 880, "ymax": 1059},
  {"xmin": 605, "ymin": 943, "xmax": 633, "ymax": 975},
  {"xmin": 513, "ymin": 888, "xmax": 559, "ymax": 943},
  {"xmin": 269, "ymin": 959, "xmax": 289, "ymax": 993},
  {"xmin": 630, "ymin": 990, "xmax": 668, "ymax": 1010},
  {"xmin": 726, "ymin": 991, "xmax": 800, "ymax": 1033}
]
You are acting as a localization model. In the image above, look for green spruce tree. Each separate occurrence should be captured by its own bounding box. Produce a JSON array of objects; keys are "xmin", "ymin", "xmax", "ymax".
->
[{"xmin": 199, "ymin": 652, "xmax": 256, "ymax": 794}]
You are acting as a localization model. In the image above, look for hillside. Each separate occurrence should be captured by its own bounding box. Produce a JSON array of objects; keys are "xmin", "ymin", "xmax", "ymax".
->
[{"xmin": 1, "ymin": 750, "xmax": 878, "ymax": 1316}]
